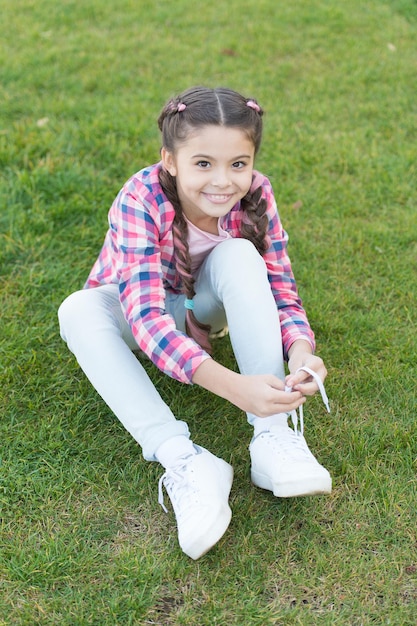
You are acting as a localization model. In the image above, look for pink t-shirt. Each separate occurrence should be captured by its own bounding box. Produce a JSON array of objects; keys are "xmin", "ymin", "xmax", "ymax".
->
[{"xmin": 186, "ymin": 217, "xmax": 232, "ymax": 273}]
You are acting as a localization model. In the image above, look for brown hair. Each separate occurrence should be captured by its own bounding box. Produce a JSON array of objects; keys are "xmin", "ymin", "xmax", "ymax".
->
[{"xmin": 158, "ymin": 86, "xmax": 269, "ymax": 353}]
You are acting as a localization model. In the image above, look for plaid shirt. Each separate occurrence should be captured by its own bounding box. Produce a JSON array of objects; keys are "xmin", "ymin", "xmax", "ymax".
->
[{"xmin": 85, "ymin": 162, "xmax": 315, "ymax": 384}]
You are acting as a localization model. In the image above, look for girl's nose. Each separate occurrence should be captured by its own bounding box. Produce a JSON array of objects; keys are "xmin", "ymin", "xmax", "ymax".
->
[{"xmin": 212, "ymin": 169, "xmax": 230, "ymax": 188}]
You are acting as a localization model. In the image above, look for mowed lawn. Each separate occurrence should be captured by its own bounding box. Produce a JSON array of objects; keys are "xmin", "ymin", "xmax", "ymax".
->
[{"xmin": 1, "ymin": 0, "xmax": 416, "ymax": 624}]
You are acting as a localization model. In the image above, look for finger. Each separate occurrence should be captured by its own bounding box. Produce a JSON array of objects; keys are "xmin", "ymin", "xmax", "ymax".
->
[
  {"xmin": 291, "ymin": 380, "xmax": 319, "ymax": 396},
  {"xmin": 266, "ymin": 376, "xmax": 286, "ymax": 392},
  {"xmin": 278, "ymin": 395, "xmax": 307, "ymax": 413},
  {"xmin": 273, "ymin": 389, "xmax": 305, "ymax": 409},
  {"xmin": 286, "ymin": 365, "xmax": 326, "ymax": 390},
  {"xmin": 285, "ymin": 369, "xmax": 313, "ymax": 388}
]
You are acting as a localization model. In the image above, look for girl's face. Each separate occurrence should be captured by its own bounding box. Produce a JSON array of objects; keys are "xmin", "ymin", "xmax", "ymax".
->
[{"xmin": 161, "ymin": 125, "xmax": 255, "ymax": 232}]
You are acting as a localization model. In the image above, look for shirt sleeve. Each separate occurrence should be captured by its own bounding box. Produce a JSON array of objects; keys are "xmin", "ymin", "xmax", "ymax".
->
[
  {"xmin": 110, "ymin": 182, "xmax": 210, "ymax": 384},
  {"xmin": 261, "ymin": 178, "xmax": 316, "ymax": 357}
]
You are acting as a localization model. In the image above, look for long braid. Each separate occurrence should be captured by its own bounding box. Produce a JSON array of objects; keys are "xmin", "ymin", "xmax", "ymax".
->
[
  {"xmin": 159, "ymin": 168, "xmax": 212, "ymax": 354},
  {"xmin": 240, "ymin": 183, "xmax": 269, "ymax": 255}
]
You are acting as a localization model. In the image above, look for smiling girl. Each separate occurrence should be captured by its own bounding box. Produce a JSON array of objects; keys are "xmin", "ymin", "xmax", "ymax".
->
[{"xmin": 58, "ymin": 86, "xmax": 331, "ymax": 560}]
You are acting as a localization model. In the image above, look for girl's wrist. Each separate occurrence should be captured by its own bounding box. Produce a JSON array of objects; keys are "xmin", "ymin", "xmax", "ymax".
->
[
  {"xmin": 288, "ymin": 339, "xmax": 313, "ymax": 361},
  {"xmin": 192, "ymin": 358, "xmax": 240, "ymax": 403}
]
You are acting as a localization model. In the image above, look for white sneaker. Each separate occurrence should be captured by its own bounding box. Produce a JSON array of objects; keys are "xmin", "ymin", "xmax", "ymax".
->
[
  {"xmin": 158, "ymin": 446, "xmax": 233, "ymax": 559},
  {"xmin": 250, "ymin": 365, "xmax": 332, "ymax": 498},
  {"xmin": 250, "ymin": 425, "xmax": 331, "ymax": 497}
]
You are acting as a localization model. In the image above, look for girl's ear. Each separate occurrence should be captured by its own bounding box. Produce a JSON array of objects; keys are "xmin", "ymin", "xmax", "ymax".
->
[{"xmin": 161, "ymin": 147, "xmax": 177, "ymax": 176}]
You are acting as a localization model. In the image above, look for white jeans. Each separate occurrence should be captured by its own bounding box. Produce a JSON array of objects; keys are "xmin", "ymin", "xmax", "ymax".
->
[{"xmin": 58, "ymin": 238, "xmax": 285, "ymax": 460}]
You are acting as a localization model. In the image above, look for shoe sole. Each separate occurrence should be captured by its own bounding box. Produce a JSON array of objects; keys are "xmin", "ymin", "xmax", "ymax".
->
[
  {"xmin": 251, "ymin": 469, "xmax": 332, "ymax": 498},
  {"xmin": 181, "ymin": 462, "xmax": 233, "ymax": 560}
]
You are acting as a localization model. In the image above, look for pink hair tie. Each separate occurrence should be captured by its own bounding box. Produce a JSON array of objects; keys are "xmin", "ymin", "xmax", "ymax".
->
[
  {"xmin": 177, "ymin": 103, "xmax": 187, "ymax": 112},
  {"xmin": 246, "ymin": 100, "xmax": 260, "ymax": 112}
]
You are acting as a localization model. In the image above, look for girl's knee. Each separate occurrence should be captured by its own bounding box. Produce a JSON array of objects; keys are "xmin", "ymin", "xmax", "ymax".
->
[
  {"xmin": 216, "ymin": 238, "xmax": 266, "ymax": 279},
  {"xmin": 58, "ymin": 290, "xmax": 89, "ymax": 341},
  {"xmin": 58, "ymin": 290, "xmax": 83, "ymax": 324},
  {"xmin": 58, "ymin": 285, "xmax": 118, "ymax": 322},
  {"xmin": 58, "ymin": 284, "xmax": 126, "ymax": 347},
  {"xmin": 58, "ymin": 287, "xmax": 111, "ymax": 333},
  {"xmin": 221, "ymin": 237, "xmax": 257, "ymax": 255}
]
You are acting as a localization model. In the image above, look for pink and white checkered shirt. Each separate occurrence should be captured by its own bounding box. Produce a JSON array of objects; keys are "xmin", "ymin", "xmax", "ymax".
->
[{"xmin": 85, "ymin": 162, "xmax": 315, "ymax": 384}]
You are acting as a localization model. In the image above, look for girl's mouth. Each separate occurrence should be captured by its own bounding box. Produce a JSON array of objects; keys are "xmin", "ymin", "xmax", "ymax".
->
[{"xmin": 203, "ymin": 193, "xmax": 233, "ymax": 204}]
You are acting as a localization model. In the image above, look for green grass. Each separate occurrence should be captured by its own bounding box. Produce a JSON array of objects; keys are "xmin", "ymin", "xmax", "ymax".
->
[{"xmin": 1, "ymin": 0, "xmax": 417, "ymax": 623}]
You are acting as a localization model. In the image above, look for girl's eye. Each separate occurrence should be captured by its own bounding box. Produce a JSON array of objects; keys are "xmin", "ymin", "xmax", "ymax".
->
[
  {"xmin": 197, "ymin": 160, "xmax": 210, "ymax": 168},
  {"xmin": 232, "ymin": 161, "xmax": 246, "ymax": 169}
]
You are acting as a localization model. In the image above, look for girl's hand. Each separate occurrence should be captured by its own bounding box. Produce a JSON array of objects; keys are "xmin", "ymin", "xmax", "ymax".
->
[
  {"xmin": 231, "ymin": 374, "xmax": 306, "ymax": 418},
  {"xmin": 192, "ymin": 357, "xmax": 306, "ymax": 418},
  {"xmin": 286, "ymin": 352, "xmax": 327, "ymax": 397}
]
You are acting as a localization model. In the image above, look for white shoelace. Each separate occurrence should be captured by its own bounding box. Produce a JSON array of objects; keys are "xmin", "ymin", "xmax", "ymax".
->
[
  {"xmin": 158, "ymin": 455, "xmax": 197, "ymax": 514},
  {"xmin": 158, "ymin": 468, "xmax": 180, "ymax": 514},
  {"xmin": 285, "ymin": 366, "xmax": 330, "ymax": 436}
]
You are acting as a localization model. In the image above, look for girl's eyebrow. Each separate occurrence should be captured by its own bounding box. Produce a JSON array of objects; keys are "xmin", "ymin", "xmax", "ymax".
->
[{"xmin": 191, "ymin": 153, "xmax": 252, "ymax": 160}]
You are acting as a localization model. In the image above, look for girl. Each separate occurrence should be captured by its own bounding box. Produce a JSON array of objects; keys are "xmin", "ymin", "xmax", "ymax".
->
[{"xmin": 58, "ymin": 86, "xmax": 331, "ymax": 561}]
